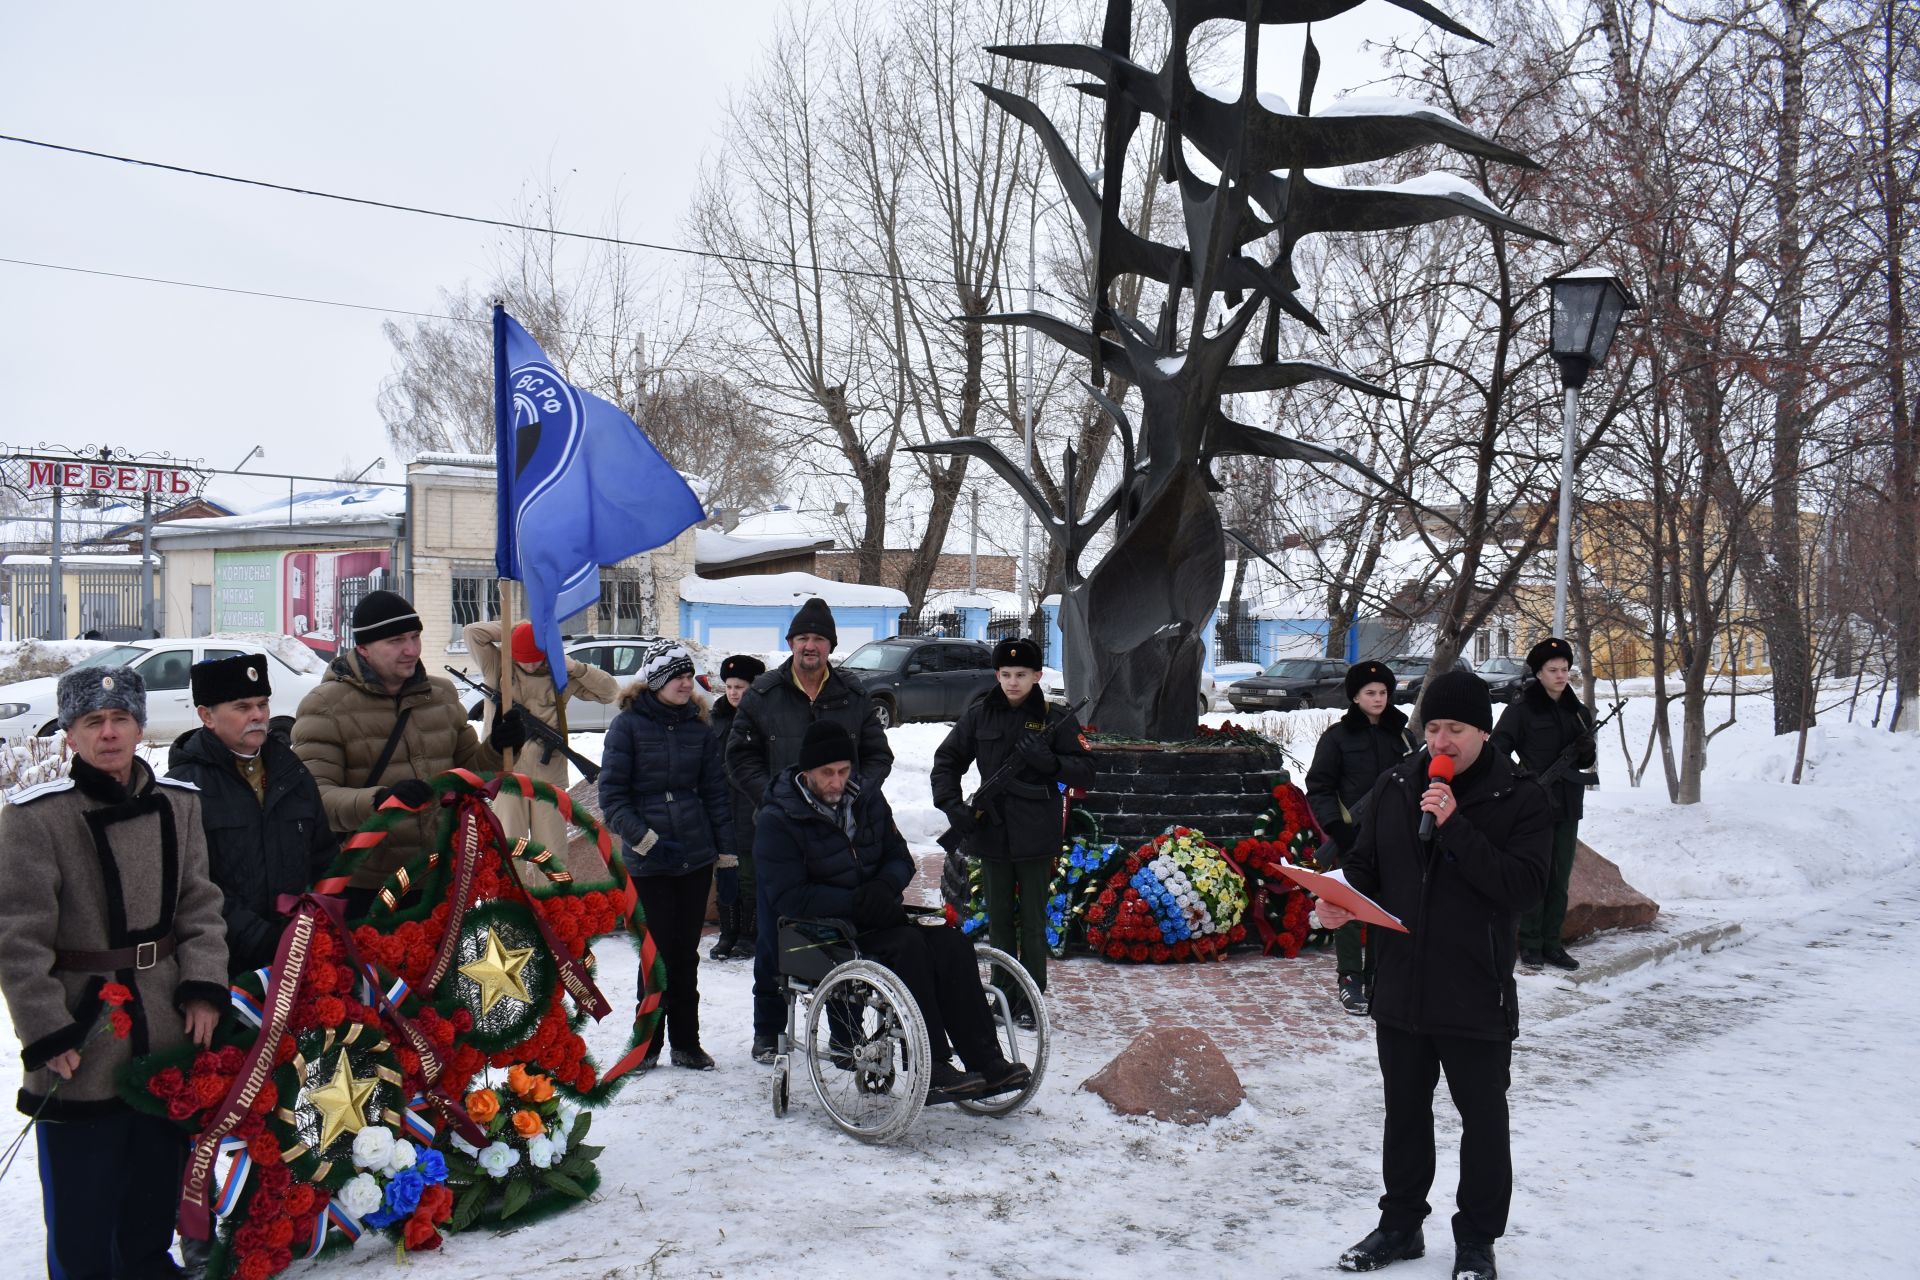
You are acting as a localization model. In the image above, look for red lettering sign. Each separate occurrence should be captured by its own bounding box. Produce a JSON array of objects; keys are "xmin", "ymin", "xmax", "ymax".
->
[{"xmin": 16, "ymin": 456, "xmax": 203, "ymax": 496}]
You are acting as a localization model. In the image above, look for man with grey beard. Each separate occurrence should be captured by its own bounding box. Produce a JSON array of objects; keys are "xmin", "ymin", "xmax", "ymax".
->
[{"xmin": 168, "ymin": 653, "xmax": 338, "ymax": 973}]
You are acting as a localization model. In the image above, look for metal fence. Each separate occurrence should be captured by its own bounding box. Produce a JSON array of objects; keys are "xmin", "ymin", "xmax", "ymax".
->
[
  {"xmin": 986, "ymin": 610, "xmax": 1050, "ymax": 664},
  {"xmin": 6, "ymin": 562, "xmax": 159, "ymax": 640}
]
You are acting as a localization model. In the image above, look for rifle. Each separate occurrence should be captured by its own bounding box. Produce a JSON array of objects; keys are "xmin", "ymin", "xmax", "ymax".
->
[
  {"xmin": 935, "ymin": 697, "xmax": 1088, "ymax": 856},
  {"xmin": 1534, "ymin": 698, "xmax": 1626, "ymax": 792},
  {"xmin": 447, "ymin": 667, "xmax": 603, "ymax": 784}
]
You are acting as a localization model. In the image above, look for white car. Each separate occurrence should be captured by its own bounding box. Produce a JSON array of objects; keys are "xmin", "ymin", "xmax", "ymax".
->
[{"xmin": 0, "ymin": 639, "xmax": 323, "ymax": 742}]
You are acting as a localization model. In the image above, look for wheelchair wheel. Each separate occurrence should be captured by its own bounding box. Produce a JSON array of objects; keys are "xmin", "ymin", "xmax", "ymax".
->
[
  {"xmin": 958, "ymin": 943, "xmax": 1048, "ymax": 1117},
  {"xmin": 771, "ymin": 1055, "xmax": 791, "ymax": 1117},
  {"xmin": 803, "ymin": 959, "xmax": 930, "ymax": 1144}
]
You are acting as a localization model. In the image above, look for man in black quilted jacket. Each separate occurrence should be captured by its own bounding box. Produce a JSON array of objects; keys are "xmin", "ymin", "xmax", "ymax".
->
[
  {"xmin": 168, "ymin": 653, "xmax": 337, "ymax": 972},
  {"xmin": 1317, "ymin": 671, "xmax": 1551, "ymax": 1280}
]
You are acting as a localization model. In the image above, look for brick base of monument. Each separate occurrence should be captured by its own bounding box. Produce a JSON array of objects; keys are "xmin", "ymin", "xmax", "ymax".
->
[{"xmin": 1081, "ymin": 740, "xmax": 1288, "ymax": 852}]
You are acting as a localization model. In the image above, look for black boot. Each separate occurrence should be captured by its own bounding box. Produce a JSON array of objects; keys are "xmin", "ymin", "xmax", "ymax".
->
[
  {"xmin": 736, "ymin": 893, "xmax": 759, "ymax": 956},
  {"xmin": 1338, "ymin": 1225, "xmax": 1424, "ymax": 1272},
  {"xmin": 1453, "ymin": 1240, "xmax": 1497, "ymax": 1279},
  {"xmin": 709, "ymin": 903, "xmax": 739, "ymax": 960},
  {"xmin": 1541, "ymin": 943, "xmax": 1580, "ymax": 971}
]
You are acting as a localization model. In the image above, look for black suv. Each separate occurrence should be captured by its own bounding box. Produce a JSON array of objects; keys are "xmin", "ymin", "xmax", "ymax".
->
[
  {"xmin": 1384, "ymin": 653, "xmax": 1479, "ymax": 705},
  {"xmin": 1225, "ymin": 657, "xmax": 1350, "ymax": 712},
  {"xmin": 839, "ymin": 637, "xmax": 997, "ymax": 726},
  {"xmin": 1475, "ymin": 656, "xmax": 1529, "ymax": 704}
]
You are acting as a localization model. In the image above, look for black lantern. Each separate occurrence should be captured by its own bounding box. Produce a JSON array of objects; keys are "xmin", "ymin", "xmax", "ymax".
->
[{"xmin": 1545, "ymin": 270, "xmax": 1639, "ymax": 388}]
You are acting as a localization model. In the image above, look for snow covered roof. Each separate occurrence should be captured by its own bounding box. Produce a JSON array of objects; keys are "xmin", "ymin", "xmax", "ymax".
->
[
  {"xmin": 920, "ymin": 587, "xmax": 1019, "ymax": 612},
  {"xmin": 679, "ymin": 572, "xmax": 908, "ymax": 609},
  {"xmin": 694, "ymin": 526, "xmax": 832, "ymax": 570},
  {"xmin": 150, "ymin": 485, "xmax": 405, "ymax": 542},
  {"xmin": 2, "ymin": 552, "xmax": 151, "ymax": 567}
]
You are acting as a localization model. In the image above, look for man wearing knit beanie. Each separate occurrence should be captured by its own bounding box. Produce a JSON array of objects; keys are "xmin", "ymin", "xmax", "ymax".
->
[
  {"xmin": 725, "ymin": 596, "xmax": 893, "ymax": 1063},
  {"xmin": 1492, "ymin": 636, "xmax": 1595, "ymax": 972},
  {"xmin": 461, "ymin": 618, "xmax": 619, "ymax": 883},
  {"xmin": 1317, "ymin": 665, "xmax": 1551, "ymax": 1280},
  {"xmin": 294, "ymin": 589, "xmax": 528, "ymax": 916}
]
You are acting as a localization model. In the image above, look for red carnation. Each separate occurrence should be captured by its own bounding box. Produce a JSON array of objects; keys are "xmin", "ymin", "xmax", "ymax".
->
[
  {"xmin": 233, "ymin": 1222, "xmax": 269, "ymax": 1254},
  {"xmin": 1105, "ymin": 943, "xmax": 1127, "ymax": 959},
  {"xmin": 312, "ymin": 996, "xmax": 346, "ymax": 1027},
  {"xmin": 236, "ymin": 1254, "xmax": 272, "ymax": 1280},
  {"xmin": 148, "ymin": 1066, "xmax": 184, "ymax": 1100},
  {"xmin": 166, "ymin": 1094, "xmax": 198, "ymax": 1122},
  {"xmin": 418, "ymin": 1183, "xmax": 454, "ymax": 1223},
  {"xmin": 192, "ymin": 1074, "xmax": 228, "ymax": 1109},
  {"xmin": 217, "ymin": 1044, "xmax": 246, "ymax": 1074},
  {"xmin": 269, "ymin": 1247, "xmax": 293, "ymax": 1272},
  {"xmin": 100, "ymin": 981, "xmax": 134, "ymax": 1007},
  {"xmin": 108, "ymin": 1009, "xmax": 133, "ymax": 1039},
  {"xmin": 265, "ymin": 1218, "xmax": 296, "ymax": 1249},
  {"xmin": 403, "ymin": 1211, "xmax": 442, "ymax": 1252},
  {"xmin": 1128, "ymin": 944, "xmax": 1149, "ymax": 962},
  {"xmin": 284, "ymin": 1185, "xmax": 315, "ymax": 1217},
  {"xmin": 250, "ymin": 1132, "xmax": 282, "ymax": 1164}
]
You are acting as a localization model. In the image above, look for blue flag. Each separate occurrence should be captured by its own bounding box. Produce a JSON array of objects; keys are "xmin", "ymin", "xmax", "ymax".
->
[{"xmin": 493, "ymin": 305, "xmax": 703, "ymax": 690}]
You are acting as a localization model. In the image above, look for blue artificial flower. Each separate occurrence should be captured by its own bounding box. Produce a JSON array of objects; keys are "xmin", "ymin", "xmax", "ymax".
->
[
  {"xmin": 384, "ymin": 1167, "xmax": 426, "ymax": 1216},
  {"xmin": 415, "ymin": 1148, "xmax": 449, "ymax": 1185}
]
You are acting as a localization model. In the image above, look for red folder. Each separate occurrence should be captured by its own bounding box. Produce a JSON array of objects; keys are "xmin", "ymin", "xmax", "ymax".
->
[{"xmin": 1273, "ymin": 864, "xmax": 1409, "ymax": 933}]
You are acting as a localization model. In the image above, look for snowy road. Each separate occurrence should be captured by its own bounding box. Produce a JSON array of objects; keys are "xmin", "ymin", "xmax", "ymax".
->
[{"xmin": 62, "ymin": 859, "xmax": 1893, "ymax": 1280}]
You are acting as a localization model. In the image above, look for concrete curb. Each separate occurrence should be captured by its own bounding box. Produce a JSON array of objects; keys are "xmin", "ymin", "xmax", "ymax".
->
[{"xmin": 1563, "ymin": 921, "xmax": 1744, "ymax": 986}]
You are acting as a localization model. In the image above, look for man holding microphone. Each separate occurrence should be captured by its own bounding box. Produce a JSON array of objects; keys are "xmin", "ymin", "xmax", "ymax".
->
[{"xmin": 1316, "ymin": 670, "xmax": 1551, "ymax": 1280}]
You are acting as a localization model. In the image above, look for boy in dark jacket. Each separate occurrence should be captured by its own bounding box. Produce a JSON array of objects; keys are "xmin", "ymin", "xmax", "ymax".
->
[
  {"xmin": 757, "ymin": 722, "xmax": 1029, "ymax": 1101},
  {"xmin": 1305, "ymin": 659, "xmax": 1417, "ymax": 1015},
  {"xmin": 1490, "ymin": 637, "xmax": 1596, "ymax": 971},
  {"xmin": 169, "ymin": 654, "xmax": 338, "ymax": 973},
  {"xmin": 1318, "ymin": 671, "xmax": 1550, "ymax": 1280},
  {"xmin": 707, "ymin": 654, "xmax": 767, "ymax": 960},
  {"xmin": 930, "ymin": 637, "xmax": 1090, "ymax": 1004}
]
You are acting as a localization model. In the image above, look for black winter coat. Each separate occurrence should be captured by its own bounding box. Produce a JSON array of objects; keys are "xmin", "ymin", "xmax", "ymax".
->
[
  {"xmin": 598, "ymin": 692, "xmax": 734, "ymax": 878},
  {"xmin": 1304, "ymin": 704, "xmax": 1418, "ymax": 857},
  {"xmin": 707, "ymin": 697, "xmax": 759, "ymax": 862},
  {"xmin": 166, "ymin": 728, "xmax": 338, "ymax": 973},
  {"xmin": 1343, "ymin": 749, "xmax": 1552, "ymax": 1041},
  {"xmin": 755, "ymin": 768, "xmax": 915, "ymax": 923},
  {"xmin": 929, "ymin": 686, "xmax": 1092, "ymax": 863},
  {"xmin": 1490, "ymin": 680, "xmax": 1596, "ymax": 821},
  {"xmin": 724, "ymin": 660, "xmax": 894, "ymax": 811}
]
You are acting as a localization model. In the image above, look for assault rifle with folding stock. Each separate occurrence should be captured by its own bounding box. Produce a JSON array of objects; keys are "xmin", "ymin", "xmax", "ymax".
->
[
  {"xmin": 447, "ymin": 667, "xmax": 602, "ymax": 783},
  {"xmin": 934, "ymin": 697, "xmax": 1088, "ymax": 856},
  {"xmin": 1532, "ymin": 698, "xmax": 1626, "ymax": 792}
]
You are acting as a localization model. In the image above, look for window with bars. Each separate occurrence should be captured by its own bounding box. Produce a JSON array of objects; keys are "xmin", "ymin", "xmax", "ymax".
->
[
  {"xmin": 597, "ymin": 575, "xmax": 649, "ymax": 634},
  {"xmin": 448, "ymin": 571, "xmax": 499, "ymax": 648}
]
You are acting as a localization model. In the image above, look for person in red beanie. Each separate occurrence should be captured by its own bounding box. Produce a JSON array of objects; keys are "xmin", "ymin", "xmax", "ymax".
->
[{"xmin": 463, "ymin": 620, "xmax": 619, "ymax": 878}]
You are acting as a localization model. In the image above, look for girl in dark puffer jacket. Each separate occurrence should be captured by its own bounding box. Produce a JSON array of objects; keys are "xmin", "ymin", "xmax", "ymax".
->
[{"xmin": 598, "ymin": 641, "xmax": 734, "ymax": 1069}]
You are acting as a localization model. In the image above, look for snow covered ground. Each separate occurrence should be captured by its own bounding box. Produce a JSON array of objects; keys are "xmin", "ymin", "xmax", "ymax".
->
[{"xmin": 0, "ymin": 694, "xmax": 1915, "ymax": 1277}]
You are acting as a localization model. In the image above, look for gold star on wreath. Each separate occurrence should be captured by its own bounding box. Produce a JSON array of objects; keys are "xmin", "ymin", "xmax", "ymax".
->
[
  {"xmin": 459, "ymin": 928, "xmax": 535, "ymax": 1017},
  {"xmin": 305, "ymin": 1049, "xmax": 377, "ymax": 1152}
]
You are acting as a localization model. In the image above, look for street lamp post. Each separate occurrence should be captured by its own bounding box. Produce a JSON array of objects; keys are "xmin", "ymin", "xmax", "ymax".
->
[{"xmin": 1544, "ymin": 269, "xmax": 1639, "ymax": 637}]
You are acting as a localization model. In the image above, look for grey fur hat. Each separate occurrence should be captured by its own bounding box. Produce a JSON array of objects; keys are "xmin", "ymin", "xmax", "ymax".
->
[{"xmin": 57, "ymin": 665, "xmax": 147, "ymax": 729}]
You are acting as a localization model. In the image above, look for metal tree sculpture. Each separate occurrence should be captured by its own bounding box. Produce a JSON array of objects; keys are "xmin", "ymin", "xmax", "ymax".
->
[{"xmin": 913, "ymin": 0, "xmax": 1558, "ymax": 739}]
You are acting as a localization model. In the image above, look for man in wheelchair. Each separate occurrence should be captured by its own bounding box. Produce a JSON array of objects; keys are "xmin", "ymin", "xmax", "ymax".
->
[{"xmin": 757, "ymin": 721, "xmax": 1032, "ymax": 1101}]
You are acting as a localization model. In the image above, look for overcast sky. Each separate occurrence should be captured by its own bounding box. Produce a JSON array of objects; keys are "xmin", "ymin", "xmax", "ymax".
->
[{"xmin": 3, "ymin": 0, "xmax": 1421, "ymax": 517}]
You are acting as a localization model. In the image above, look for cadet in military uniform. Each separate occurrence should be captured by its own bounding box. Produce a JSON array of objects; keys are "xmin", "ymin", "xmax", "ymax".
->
[{"xmin": 0, "ymin": 665, "xmax": 228, "ymax": 1279}]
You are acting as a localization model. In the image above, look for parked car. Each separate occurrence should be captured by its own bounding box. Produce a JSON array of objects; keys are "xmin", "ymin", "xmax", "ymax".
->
[
  {"xmin": 456, "ymin": 635, "xmax": 667, "ymax": 732},
  {"xmin": 1225, "ymin": 656, "xmax": 1351, "ymax": 712},
  {"xmin": 1475, "ymin": 655, "xmax": 1529, "ymax": 704},
  {"xmin": 1384, "ymin": 652, "xmax": 1478, "ymax": 705},
  {"xmin": 0, "ymin": 638, "xmax": 322, "ymax": 742},
  {"xmin": 839, "ymin": 637, "xmax": 997, "ymax": 727}
]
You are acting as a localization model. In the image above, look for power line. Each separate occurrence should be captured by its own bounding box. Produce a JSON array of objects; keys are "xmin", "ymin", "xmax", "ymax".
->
[{"xmin": 0, "ymin": 131, "xmax": 981, "ymax": 293}]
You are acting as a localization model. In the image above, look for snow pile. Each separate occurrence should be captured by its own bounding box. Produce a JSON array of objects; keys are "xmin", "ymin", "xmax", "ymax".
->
[
  {"xmin": 0, "ymin": 638, "xmax": 119, "ymax": 685},
  {"xmin": 207, "ymin": 632, "xmax": 329, "ymax": 676}
]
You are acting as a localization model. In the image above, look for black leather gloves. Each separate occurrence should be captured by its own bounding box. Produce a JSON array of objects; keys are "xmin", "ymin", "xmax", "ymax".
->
[
  {"xmin": 851, "ymin": 880, "xmax": 907, "ymax": 931},
  {"xmin": 489, "ymin": 706, "xmax": 530, "ymax": 752},
  {"xmin": 943, "ymin": 804, "xmax": 979, "ymax": 838},
  {"xmin": 1016, "ymin": 735, "xmax": 1058, "ymax": 775},
  {"xmin": 374, "ymin": 778, "xmax": 435, "ymax": 810}
]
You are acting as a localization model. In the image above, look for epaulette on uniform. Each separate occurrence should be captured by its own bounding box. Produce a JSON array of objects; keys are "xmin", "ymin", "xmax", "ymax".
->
[{"xmin": 9, "ymin": 777, "xmax": 75, "ymax": 805}]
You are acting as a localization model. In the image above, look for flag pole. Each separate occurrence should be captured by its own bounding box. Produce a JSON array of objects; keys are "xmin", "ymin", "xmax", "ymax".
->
[{"xmin": 492, "ymin": 299, "xmax": 520, "ymax": 792}]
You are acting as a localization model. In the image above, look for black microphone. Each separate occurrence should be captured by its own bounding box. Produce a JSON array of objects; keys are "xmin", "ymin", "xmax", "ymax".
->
[{"xmin": 1419, "ymin": 754, "xmax": 1456, "ymax": 842}]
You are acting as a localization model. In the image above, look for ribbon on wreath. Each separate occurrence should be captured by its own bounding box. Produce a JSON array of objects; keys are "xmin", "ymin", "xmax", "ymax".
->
[
  {"xmin": 420, "ymin": 774, "xmax": 612, "ymax": 1021},
  {"xmin": 178, "ymin": 899, "xmax": 327, "ymax": 1240}
]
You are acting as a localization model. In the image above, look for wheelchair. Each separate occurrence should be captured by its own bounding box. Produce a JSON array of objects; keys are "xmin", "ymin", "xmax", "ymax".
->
[{"xmin": 770, "ymin": 907, "xmax": 1048, "ymax": 1144}]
